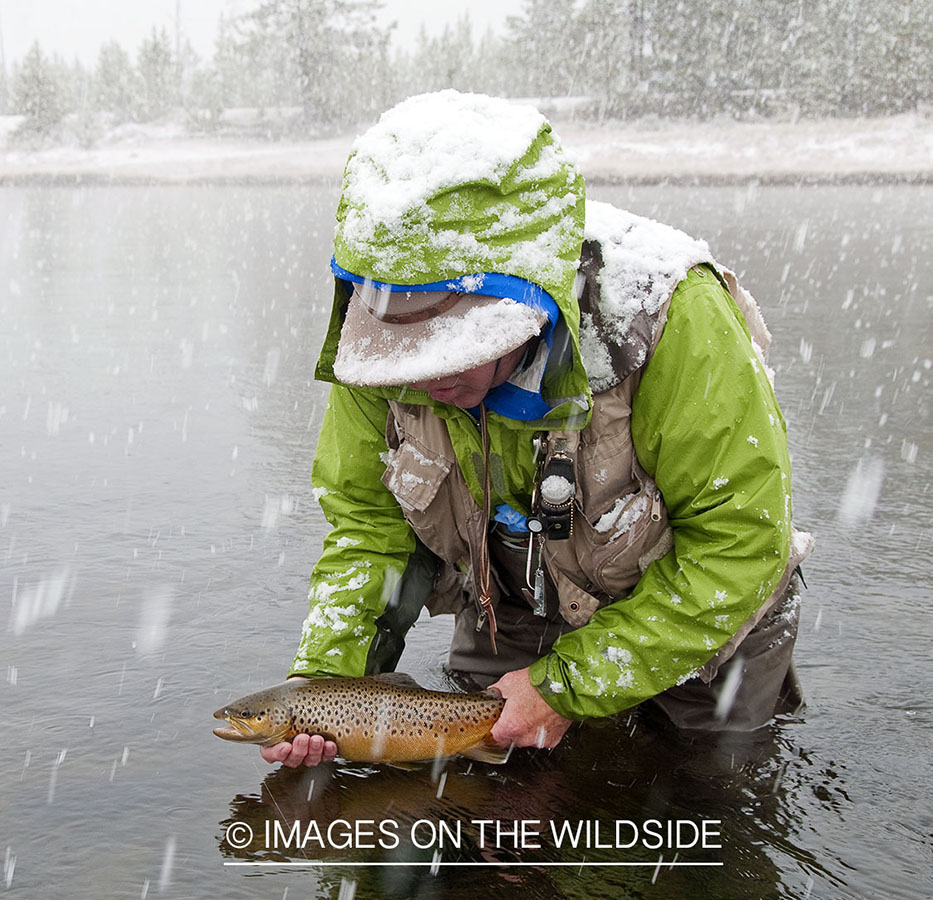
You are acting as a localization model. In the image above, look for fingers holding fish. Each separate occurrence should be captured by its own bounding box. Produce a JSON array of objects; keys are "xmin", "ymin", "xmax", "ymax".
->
[
  {"xmin": 258, "ymin": 738, "xmax": 296, "ymax": 766},
  {"xmin": 488, "ymin": 667, "xmax": 573, "ymax": 750},
  {"xmin": 259, "ymin": 733, "xmax": 338, "ymax": 768}
]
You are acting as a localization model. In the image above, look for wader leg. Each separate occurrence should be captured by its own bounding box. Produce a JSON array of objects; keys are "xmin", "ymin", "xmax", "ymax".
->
[
  {"xmin": 449, "ymin": 592, "xmax": 566, "ymax": 688},
  {"xmin": 364, "ymin": 539, "xmax": 439, "ymax": 674},
  {"xmin": 648, "ymin": 574, "xmax": 804, "ymax": 732}
]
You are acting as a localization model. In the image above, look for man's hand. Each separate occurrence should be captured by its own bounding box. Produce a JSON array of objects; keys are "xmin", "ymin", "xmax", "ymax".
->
[
  {"xmin": 259, "ymin": 732, "xmax": 338, "ymax": 768},
  {"xmin": 258, "ymin": 676, "xmax": 338, "ymax": 767},
  {"xmin": 488, "ymin": 667, "xmax": 573, "ymax": 749}
]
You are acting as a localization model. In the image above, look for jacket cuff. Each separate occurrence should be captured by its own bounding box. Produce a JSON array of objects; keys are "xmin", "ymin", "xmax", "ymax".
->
[{"xmin": 528, "ymin": 655, "xmax": 589, "ymax": 720}]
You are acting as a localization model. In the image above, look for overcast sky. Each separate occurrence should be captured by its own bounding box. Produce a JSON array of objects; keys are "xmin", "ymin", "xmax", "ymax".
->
[{"xmin": 0, "ymin": 0, "xmax": 525, "ymax": 66}]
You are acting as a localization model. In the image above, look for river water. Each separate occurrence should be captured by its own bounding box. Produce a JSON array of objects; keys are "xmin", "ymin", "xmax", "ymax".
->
[{"xmin": 1, "ymin": 183, "xmax": 930, "ymax": 899}]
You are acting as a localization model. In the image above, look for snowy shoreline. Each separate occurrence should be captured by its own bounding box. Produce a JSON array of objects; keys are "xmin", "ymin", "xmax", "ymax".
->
[{"xmin": 1, "ymin": 113, "xmax": 930, "ymax": 185}]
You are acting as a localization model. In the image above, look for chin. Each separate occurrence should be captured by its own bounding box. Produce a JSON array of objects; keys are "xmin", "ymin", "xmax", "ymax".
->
[
  {"xmin": 431, "ymin": 389, "xmax": 480, "ymax": 407},
  {"xmin": 452, "ymin": 394, "xmax": 484, "ymax": 408}
]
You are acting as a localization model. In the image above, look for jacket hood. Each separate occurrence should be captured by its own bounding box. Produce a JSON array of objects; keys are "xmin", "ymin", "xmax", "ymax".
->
[{"xmin": 315, "ymin": 90, "xmax": 591, "ymax": 429}]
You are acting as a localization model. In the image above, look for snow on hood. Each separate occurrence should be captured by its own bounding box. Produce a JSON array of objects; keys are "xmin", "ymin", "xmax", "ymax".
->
[
  {"xmin": 331, "ymin": 90, "xmax": 586, "ymax": 305},
  {"xmin": 340, "ymin": 90, "xmax": 549, "ymax": 232}
]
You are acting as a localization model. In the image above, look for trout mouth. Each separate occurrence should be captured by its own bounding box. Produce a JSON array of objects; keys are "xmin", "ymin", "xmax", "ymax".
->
[
  {"xmin": 212, "ymin": 710, "xmax": 261, "ymax": 742},
  {"xmin": 212, "ymin": 708, "xmax": 292, "ymax": 745}
]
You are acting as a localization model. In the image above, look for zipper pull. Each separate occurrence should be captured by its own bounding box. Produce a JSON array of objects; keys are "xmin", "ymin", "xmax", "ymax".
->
[
  {"xmin": 651, "ymin": 488, "xmax": 663, "ymax": 522},
  {"xmin": 483, "ymin": 595, "xmax": 498, "ymax": 654},
  {"xmin": 475, "ymin": 593, "xmax": 498, "ymax": 654},
  {"xmin": 532, "ymin": 432, "xmax": 546, "ymax": 465}
]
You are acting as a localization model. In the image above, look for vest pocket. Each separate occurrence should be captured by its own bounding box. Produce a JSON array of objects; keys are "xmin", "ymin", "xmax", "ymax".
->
[
  {"xmin": 574, "ymin": 478, "xmax": 671, "ymax": 601},
  {"xmin": 554, "ymin": 569, "xmax": 602, "ymax": 628},
  {"xmin": 380, "ymin": 438, "xmax": 451, "ymax": 513}
]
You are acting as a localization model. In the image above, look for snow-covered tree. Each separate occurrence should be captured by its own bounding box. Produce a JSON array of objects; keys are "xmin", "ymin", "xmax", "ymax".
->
[
  {"xmin": 232, "ymin": 0, "xmax": 394, "ymax": 130},
  {"xmin": 211, "ymin": 14, "xmax": 247, "ymax": 111},
  {"xmin": 13, "ymin": 41, "xmax": 66, "ymax": 135},
  {"xmin": 574, "ymin": 0, "xmax": 631, "ymax": 119},
  {"xmin": 402, "ymin": 17, "xmax": 478, "ymax": 95},
  {"xmin": 137, "ymin": 27, "xmax": 175, "ymax": 120},
  {"xmin": 95, "ymin": 41, "xmax": 138, "ymax": 122},
  {"xmin": 471, "ymin": 26, "xmax": 514, "ymax": 98},
  {"xmin": 505, "ymin": 0, "xmax": 581, "ymax": 97},
  {"xmin": 0, "ymin": 64, "xmax": 11, "ymax": 114}
]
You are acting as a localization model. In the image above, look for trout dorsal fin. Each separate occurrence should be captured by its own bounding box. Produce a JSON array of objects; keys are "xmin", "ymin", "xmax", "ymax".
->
[
  {"xmin": 371, "ymin": 672, "xmax": 423, "ymax": 688},
  {"xmin": 461, "ymin": 734, "xmax": 511, "ymax": 765}
]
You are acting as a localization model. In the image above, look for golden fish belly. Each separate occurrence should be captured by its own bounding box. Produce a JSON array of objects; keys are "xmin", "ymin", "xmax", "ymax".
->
[
  {"xmin": 328, "ymin": 709, "xmax": 500, "ymax": 762},
  {"xmin": 285, "ymin": 677, "xmax": 503, "ymax": 763}
]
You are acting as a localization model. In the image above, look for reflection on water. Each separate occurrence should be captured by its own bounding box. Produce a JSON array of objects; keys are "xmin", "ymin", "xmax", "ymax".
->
[
  {"xmin": 0, "ymin": 184, "xmax": 930, "ymax": 899},
  {"xmin": 218, "ymin": 712, "xmax": 804, "ymax": 899}
]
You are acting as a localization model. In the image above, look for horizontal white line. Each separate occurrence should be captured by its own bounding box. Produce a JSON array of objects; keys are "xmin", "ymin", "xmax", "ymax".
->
[{"xmin": 223, "ymin": 860, "xmax": 723, "ymax": 868}]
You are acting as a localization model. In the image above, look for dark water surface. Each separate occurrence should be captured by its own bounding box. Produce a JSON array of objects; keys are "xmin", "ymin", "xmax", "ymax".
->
[{"xmin": 1, "ymin": 184, "xmax": 930, "ymax": 899}]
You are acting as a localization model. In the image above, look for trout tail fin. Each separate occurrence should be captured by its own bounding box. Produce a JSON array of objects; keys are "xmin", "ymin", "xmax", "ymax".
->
[{"xmin": 461, "ymin": 734, "xmax": 511, "ymax": 765}]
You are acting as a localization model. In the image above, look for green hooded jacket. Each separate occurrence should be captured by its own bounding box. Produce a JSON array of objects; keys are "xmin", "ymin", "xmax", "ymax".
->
[{"xmin": 289, "ymin": 92, "xmax": 796, "ymax": 721}]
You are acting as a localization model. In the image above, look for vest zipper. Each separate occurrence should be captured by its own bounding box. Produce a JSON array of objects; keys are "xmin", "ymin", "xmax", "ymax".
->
[{"xmin": 651, "ymin": 488, "xmax": 663, "ymax": 522}]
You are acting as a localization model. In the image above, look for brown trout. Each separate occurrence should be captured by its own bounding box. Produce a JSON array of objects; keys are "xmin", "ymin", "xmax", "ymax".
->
[{"xmin": 212, "ymin": 674, "xmax": 508, "ymax": 764}]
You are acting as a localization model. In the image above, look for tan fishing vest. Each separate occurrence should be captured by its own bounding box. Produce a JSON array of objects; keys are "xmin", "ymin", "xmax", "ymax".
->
[{"xmin": 379, "ymin": 209, "xmax": 812, "ymax": 680}]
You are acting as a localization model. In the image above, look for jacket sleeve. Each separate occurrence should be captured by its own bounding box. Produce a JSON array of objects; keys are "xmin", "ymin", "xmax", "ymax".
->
[
  {"xmin": 529, "ymin": 273, "xmax": 794, "ymax": 719},
  {"xmin": 289, "ymin": 383, "xmax": 415, "ymax": 678}
]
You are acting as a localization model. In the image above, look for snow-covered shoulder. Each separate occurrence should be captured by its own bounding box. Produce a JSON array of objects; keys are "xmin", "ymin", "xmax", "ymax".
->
[
  {"xmin": 584, "ymin": 200, "xmax": 712, "ymax": 320},
  {"xmin": 579, "ymin": 201, "xmax": 714, "ymax": 391}
]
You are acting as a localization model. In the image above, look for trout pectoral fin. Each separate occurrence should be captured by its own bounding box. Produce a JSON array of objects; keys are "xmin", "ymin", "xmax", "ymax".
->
[{"xmin": 461, "ymin": 734, "xmax": 511, "ymax": 765}]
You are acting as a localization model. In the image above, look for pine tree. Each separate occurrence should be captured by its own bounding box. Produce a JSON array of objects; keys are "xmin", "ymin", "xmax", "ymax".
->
[
  {"xmin": 95, "ymin": 41, "xmax": 138, "ymax": 122},
  {"xmin": 13, "ymin": 41, "xmax": 65, "ymax": 136},
  {"xmin": 137, "ymin": 27, "xmax": 175, "ymax": 120},
  {"xmin": 212, "ymin": 14, "xmax": 244, "ymax": 110},
  {"xmin": 574, "ymin": 0, "xmax": 631, "ymax": 119},
  {"xmin": 471, "ymin": 26, "xmax": 513, "ymax": 98},
  {"xmin": 405, "ymin": 16, "xmax": 477, "ymax": 94},
  {"xmin": 866, "ymin": 0, "xmax": 933, "ymax": 114},
  {"xmin": 505, "ymin": 0, "xmax": 581, "ymax": 97},
  {"xmin": 231, "ymin": 0, "xmax": 394, "ymax": 130}
]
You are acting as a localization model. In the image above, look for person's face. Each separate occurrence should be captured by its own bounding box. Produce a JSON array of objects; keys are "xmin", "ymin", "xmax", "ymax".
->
[{"xmin": 409, "ymin": 342, "xmax": 529, "ymax": 408}]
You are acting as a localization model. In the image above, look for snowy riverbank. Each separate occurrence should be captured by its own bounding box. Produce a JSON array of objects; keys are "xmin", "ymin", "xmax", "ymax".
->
[{"xmin": 1, "ymin": 112, "xmax": 931, "ymax": 184}]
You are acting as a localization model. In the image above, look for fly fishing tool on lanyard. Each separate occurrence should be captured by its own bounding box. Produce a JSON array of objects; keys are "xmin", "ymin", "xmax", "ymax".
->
[{"xmin": 524, "ymin": 432, "xmax": 576, "ymax": 616}]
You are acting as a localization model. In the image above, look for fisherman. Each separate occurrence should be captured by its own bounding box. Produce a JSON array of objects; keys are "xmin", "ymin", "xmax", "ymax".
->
[{"xmin": 262, "ymin": 90, "xmax": 813, "ymax": 769}]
